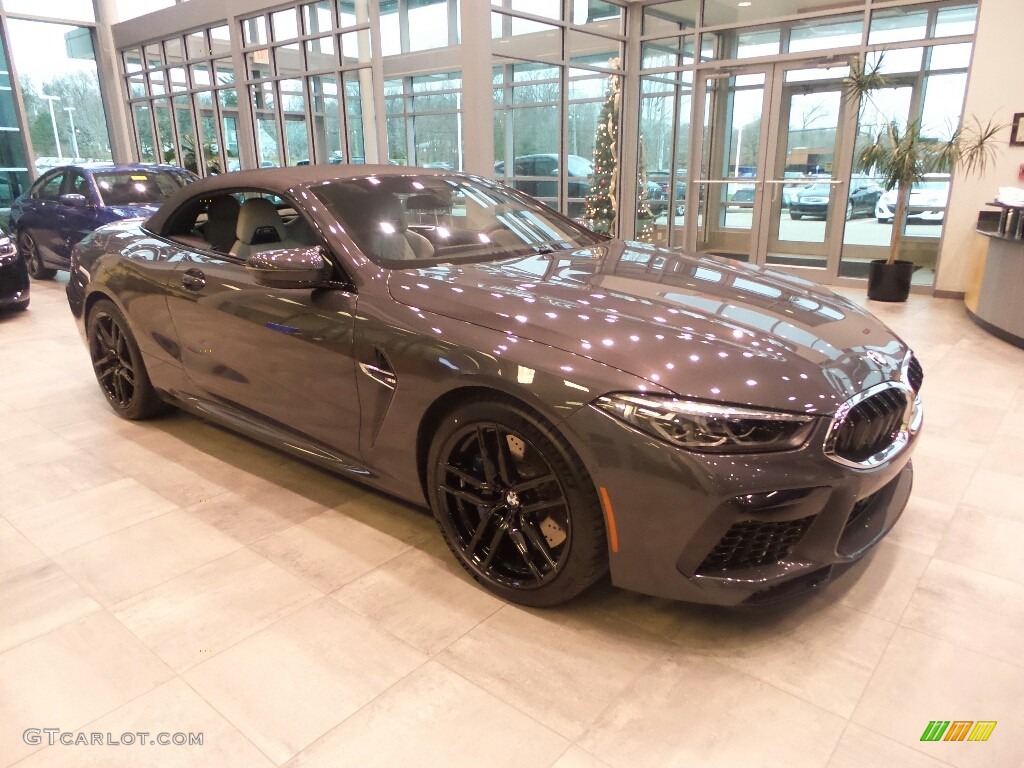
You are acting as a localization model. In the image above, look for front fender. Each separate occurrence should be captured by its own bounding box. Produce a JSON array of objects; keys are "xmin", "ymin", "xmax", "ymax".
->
[{"xmin": 354, "ymin": 294, "xmax": 669, "ymax": 503}]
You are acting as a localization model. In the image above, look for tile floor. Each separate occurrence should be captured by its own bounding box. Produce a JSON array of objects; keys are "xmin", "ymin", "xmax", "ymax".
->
[{"xmin": 1, "ymin": 277, "xmax": 1023, "ymax": 768}]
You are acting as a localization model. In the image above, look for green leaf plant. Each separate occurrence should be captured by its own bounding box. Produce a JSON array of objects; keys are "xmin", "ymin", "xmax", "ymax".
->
[{"xmin": 844, "ymin": 53, "xmax": 1004, "ymax": 266}]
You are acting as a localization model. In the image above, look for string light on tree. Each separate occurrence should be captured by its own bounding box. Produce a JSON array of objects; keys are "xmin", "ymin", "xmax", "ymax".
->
[{"xmin": 584, "ymin": 58, "xmax": 655, "ymax": 242}]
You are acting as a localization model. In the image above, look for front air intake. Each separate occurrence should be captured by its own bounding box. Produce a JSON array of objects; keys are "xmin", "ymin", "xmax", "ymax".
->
[{"xmin": 696, "ymin": 516, "xmax": 815, "ymax": 573}]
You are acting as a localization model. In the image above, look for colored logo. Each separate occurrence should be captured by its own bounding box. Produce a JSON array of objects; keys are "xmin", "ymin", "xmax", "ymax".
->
[{"xmin": 920, "ymin": 721, "xmax": 996, "ymax": 742}]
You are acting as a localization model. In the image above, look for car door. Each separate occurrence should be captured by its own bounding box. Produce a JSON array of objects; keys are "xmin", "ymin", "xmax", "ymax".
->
[
  {"xmin": 20, "ymin": 171, "xmax": 65, "ymax": 263},
  {"xmin": 162, "ymin": 202, "xmax": 362, "ymax": 461},
  {"xmin": 55, "ymin": 170, "xmax": 101, "ymax": 267}
]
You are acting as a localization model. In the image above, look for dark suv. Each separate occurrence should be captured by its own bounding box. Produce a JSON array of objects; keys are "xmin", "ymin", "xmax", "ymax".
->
[{"xmin": 495, "ymin": 154, "xmax": 592, "ymax": 217}]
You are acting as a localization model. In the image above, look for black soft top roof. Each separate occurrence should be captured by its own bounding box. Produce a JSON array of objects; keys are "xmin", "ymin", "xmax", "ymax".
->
[{"xmin": 145, "ymin": 164, "xmax": 452, "ymax": 231}]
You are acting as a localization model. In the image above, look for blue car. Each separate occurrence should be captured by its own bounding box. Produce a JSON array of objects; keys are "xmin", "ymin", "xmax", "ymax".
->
[{"xmin": 10, "ymin": 163, "xmax": 196, "ymax": 279}]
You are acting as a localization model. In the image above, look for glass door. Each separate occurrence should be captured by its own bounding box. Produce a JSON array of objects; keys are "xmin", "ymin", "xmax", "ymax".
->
[
  {"xmin": 763, "ymin": 66, "xmax": 852, "ymax": 272},
  {"xmin": 691, "ymin": 60, "xmax": 856, "ymax": 280},
  {"xmin": 693, "ymin": 67, "xmax": 769, "ymax": 263}
]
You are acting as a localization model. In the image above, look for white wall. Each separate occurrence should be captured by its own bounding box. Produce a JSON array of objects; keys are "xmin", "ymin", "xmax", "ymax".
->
[{"xmin": 937, "ymin": 0, "xmax": 1024, "ymax": 294}]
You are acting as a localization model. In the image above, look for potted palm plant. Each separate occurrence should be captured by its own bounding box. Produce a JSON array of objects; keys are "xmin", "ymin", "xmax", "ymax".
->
[{"xmin": 845, "ymin": 56, "xmax": 1003, "ymax": 301}]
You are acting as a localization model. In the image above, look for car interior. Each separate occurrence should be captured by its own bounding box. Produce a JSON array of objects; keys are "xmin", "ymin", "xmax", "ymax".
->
[{"xmin": 160, "ymin": 191, "xmax": 318, "ymax": 257}]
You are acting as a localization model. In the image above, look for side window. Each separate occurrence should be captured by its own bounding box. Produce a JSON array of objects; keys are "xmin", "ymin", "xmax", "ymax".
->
[
  {"xmin": 65, "ymin": 171, "xmax": 90, "ymax": 199},
  {"xmin": 535, "ymin": 157, "xmax": 557, "ymax": 176},
  {"xmin": 33, "ymin": 173, "xmax": 65, "ymax": 202}
]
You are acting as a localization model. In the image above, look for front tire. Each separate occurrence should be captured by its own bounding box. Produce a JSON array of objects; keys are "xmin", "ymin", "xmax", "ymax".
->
[
  {"xmin": 427, "ymin": 397, "xmax": 607, "ymax": 606},
  {"xmin": 19, "ymin": 231, "xmax": 56, "ymax": 280},
  {"xmin": 86, "ymin": 299, "xmax": 166, "ymax": 420},
  {"xmin": 790, "ymin": 212, "xmax": 803, "ymax": 220}
]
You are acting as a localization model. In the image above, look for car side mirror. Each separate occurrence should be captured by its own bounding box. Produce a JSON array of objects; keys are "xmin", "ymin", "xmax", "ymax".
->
[
  {"xmin": 60, "ymin": 193, "xmax": 88, "ymax": 208},
  {"xmin": 245, "ymin": 245, "xmax": 334, "ymax": 289}
]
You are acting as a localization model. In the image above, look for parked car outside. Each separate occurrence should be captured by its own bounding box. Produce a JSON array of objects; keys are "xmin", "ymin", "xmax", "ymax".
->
[
  {"xmin": 875, "ymin": 179, "xmax": 950, "ymax": 224},
  {"xmin": 10, "ymin": 163, "xmax": 196, "ymax": 280},
  {"xmin": 495, "ymin": 154, "xmax": 592, "ymax": 217},
  {"xmin": 789, "ymin": 178, "xmax": 882, "ymax": 220},
  {"xmin": 0, "ymin": 229, "xmax": 29, "ymax": 312},
  {"xmin": 67, "ymin": 166, "xmax": 923, "ymax": 607},
  {"xmin": 647, "ymin": 171, "xmax": 687, "ymax": 204}
]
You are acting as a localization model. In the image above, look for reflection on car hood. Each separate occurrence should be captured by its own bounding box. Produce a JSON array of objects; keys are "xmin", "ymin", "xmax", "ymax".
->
[{"xmin": 388, "ymin": 241, "xmax": 912, "ymax": 414}]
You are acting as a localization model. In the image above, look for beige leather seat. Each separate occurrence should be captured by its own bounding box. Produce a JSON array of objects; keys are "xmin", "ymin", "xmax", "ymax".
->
[
  {"xmin": 204, "ymin": 195, "xmax": 241, "ymax": 252},
  {"xmin": 362, "ymin": 194, "xmax": 433, "ymax": 261},
  {"xmin": 230, "ymin": 198, "xmax": 286, "ymax": 259}
]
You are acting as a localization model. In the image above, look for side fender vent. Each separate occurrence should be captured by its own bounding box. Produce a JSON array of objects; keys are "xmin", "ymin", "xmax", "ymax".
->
[{"xmin": 359, "ymin": 349, "xmax": 397, "ymax": 390}]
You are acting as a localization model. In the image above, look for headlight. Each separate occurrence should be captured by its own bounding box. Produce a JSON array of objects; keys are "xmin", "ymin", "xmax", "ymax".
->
[{"xmin": 594, "ymin": 394, "xmax": 817, "ymax": 453}]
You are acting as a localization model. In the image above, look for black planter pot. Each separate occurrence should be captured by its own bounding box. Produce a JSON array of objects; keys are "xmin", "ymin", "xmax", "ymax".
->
[{"xmin": 866, "ymin": 259, "xmax": 914, "ymax": 302}]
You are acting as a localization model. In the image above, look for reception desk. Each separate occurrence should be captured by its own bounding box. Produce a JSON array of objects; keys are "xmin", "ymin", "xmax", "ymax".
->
[{"xmin": 965, "ymin": 202, "xmax": 1024, "ymax": 349}]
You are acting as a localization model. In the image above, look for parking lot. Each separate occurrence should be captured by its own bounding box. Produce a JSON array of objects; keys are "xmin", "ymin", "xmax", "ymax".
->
[{"xmin": 656, "ymin": 209, "xmax": 943, "ymax": 248}]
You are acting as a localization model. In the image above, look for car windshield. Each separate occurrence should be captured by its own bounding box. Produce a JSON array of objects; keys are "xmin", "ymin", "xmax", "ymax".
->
[
  {"xmin": 94, "ymin": 169, "xmax": 193, "ymax": 206},
  {"xmin": 801, "ymin": 183, "xmax": 831, "ymax": 195},
  {"xmin": 310, "ymin": 174, "xmax": 603, "ymax": 268}
]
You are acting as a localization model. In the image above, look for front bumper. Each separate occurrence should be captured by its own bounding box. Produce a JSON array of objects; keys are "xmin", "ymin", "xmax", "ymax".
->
[
  {"xmin": 791, "ymin": 201, "xmax": 828, "ymax": 217},
  {"xmin": 0, "ymin": 257, "xmax": 30, "ymax": 309},
  {"xmin": 563, "ymin": 404, "xmax": 918, "ymax": 605}
]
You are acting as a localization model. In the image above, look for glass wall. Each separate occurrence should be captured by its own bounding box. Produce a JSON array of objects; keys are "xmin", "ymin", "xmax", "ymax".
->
[
  {"xmin": 121, "ymin": 2, "xmax": 374, "ymax": 175},
  {"xmin": 636, "ymin": 0, "xmax": 977, "ymax": 287},
  {"xmin": 107, "ymin": 0, "xmax": 979, "ymax": 288},
  {"xmin": 838, "ymin": 2, "xmax": 978, "ymax": 284},
  {"xmin": 385, "ymin": 71, "xmax": 462, "ymax": 168},
  {"xmin": 123, "ymin": 24, "xmax": 236, "ymax": 173},
  {"xmin": 491, "ymin": 0, "xmax": 626, "ymax": 221},
  {"xmin": 0, "ymin": 30, "xmax": 29, "ymax": 218},
  {"xmin": 6, "ymin": 17, "xmax": 113, "ymax": 169}
]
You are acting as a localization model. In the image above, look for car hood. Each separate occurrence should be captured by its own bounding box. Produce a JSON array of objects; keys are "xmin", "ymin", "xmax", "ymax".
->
[{"xmin": 387, "ymin": 241, "xmax": 912, "ymax": 415}]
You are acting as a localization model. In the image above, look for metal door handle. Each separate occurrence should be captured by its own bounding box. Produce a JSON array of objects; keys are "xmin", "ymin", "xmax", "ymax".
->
[{"xmin": 181, "ymin": 269, "xmax": 206, "ymax": 290}]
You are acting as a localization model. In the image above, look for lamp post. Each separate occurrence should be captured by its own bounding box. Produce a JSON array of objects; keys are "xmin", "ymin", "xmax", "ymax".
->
[
  {"xmin": 41, "ymin": 95, "xmax": 63, "ymax": 158},
  {"xmin": 64, "ymin": 107, "xmax": 80, "ymax": 159}
]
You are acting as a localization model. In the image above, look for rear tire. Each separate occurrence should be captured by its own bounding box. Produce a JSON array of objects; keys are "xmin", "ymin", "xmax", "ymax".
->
[
  {"xmin": 86, "ymin": 299, "xmax": 167, "ymax": 420},
  {"xmin": 426, "ymin": 396, "xmax": 607, "ymax": 606},
  {"xmin": 790, "ymin": 212, "xmax": 803, "ymax": 220},
  {"xmin": 18, "ymin": 231, "xmax": 56, "ymax": 280}
]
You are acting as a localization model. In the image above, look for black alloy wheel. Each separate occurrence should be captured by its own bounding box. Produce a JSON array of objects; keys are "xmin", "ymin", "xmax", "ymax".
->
[
  {"xmin": 86, "ymin": 300, "xmax": 166, "ymax": 420},
  {"xmin": 428, "ymin": 398, "xmax": 607, "ymax": 606},
  {"xmin": 18, "ymin": 231, "xmax": 56, "ymax": 280}
]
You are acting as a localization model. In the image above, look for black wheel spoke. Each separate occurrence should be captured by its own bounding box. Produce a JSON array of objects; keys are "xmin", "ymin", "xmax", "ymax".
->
[
  {"xmin": 443, "ymin": 463, "xmax": 488, "ymax": 491},
  {"xmin": 479, "ymin": 517, "xmax": 512, "ymax": 571},
  {"xmin": 495, "ymin": 433, "xmax": 516, "ymax": 486},
  {"xmin": 467, "ymin": 508, "xmax": 500, "ymax": 556},
  {"xmin": 521, "ymin": 498, "xmax": 565, "ymax": 516},
  {"xmin": 508, "ymin": 527, "xmax": 543, "ymax": 581},
  {"xmin": 513, "ymin": 473, "xmax": 556, "ymax": 494},
  {"xmin": 476, "ymin": 426, "xmax": 499, "ymax": 487},
  {"xmin": 521, "ymin": 523, "xmax": 558, "ymax": 570},
  {"xmin": 97, "ymin": 324, "xmax": 115, "ymax": 350},
  {"xmin": 441, "ymin": 483, "xmax": 489, "ymax": 508},
  {"xmin": 92, "ymin": 353, "xmax": 116, "ymax": 377},
  {"xmin": 112, "ymin": 372, "xmax": 125, "ymax": 404}
]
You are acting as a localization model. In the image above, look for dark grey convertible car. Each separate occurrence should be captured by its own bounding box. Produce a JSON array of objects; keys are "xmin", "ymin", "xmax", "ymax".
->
[{"xmin": 67, "ymin": 167, "xmax": 923, "ymax": 606}]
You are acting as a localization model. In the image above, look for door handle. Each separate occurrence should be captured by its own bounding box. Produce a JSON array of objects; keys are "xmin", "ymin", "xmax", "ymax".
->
[{"xmin": 181, "ymin": 268, "xmax": 206, "ymax": 291}]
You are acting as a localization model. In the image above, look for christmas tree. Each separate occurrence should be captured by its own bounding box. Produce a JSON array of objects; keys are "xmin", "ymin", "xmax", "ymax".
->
[
  {"xmin": 583, "ymin": 64, "xmax": 620, "ymax": 235},
  {"xmin": 584, "ymin": 60, "xmax": 654, "ymax": 241}
]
